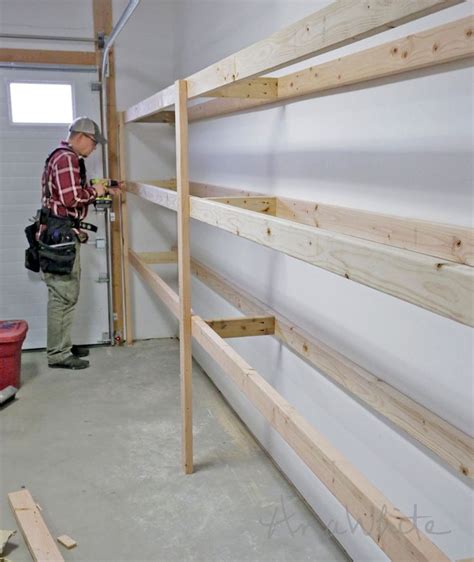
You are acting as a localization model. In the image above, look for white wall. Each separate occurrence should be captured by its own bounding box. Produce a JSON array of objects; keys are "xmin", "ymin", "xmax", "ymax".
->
[
  {"xmin": 119, "ymin": 2, "xmax": 474, "ymax": 561},
  {"xmin": 113, "ymin": 0, "xmax": 179, "ymax": 339}
]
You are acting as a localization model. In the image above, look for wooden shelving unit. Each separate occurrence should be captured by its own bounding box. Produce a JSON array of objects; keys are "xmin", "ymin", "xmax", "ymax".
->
[{"xmin": 117, "ymin": 2, "xmax": 474, "ymax": 560}]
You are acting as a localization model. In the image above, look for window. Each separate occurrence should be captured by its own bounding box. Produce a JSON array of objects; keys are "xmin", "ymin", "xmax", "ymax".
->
[{"xmin": 9, "ymin": 82, "xmax": 73, "ymax": 124}]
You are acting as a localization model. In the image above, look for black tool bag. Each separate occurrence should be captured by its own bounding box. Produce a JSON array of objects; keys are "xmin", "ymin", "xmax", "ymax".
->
[
  {"xmin": 37, "ymin": 214, "xmax": 77, "ymax": 275},
  {"xmin": 24, "ymin": 220, "xmax": 40, "ymax": 273}
]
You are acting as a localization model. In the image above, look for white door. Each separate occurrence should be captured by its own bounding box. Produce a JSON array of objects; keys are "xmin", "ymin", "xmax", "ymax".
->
[{"xmin": 0, "ymin": 68, "xmax": 109, "ymax": 349}]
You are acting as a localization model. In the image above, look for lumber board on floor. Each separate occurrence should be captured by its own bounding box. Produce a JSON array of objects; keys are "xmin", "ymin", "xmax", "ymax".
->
[
  {"xmin": 205, "ymin": 316, "xmax": 275, "ymax": 338},
  {"xmin": 191, "ymin": 257, "xmax": 474, "ymax": 479},
  {"xmin": 8, "ymin": 489, "xmax": 64, "ymax": 562}
]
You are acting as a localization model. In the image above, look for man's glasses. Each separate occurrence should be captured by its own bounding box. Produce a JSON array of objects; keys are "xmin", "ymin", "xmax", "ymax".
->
[{"xmin": 83, "ymin": 133, "xmax": 98, "ymax": 146}]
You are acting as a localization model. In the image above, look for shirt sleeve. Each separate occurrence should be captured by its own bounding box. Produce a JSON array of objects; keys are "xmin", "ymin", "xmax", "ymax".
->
[{"xmin": 53, "ymin": 153, "xmax": 97, "ymax": 208}]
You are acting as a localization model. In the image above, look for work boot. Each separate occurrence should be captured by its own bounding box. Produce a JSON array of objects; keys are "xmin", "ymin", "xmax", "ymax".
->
[
  {"xmin": 71, "ymin": 345, "xmax": 90, "ymax": 357},
  {"xmin": 49, "ymin": 355, "xmax": 89, "ymax": 370}
]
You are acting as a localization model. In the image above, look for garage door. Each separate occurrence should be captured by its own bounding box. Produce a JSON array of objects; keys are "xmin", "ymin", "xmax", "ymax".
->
[{"xmin": 0, "ymin": 67, "xmax": 109, "ymax": 349}]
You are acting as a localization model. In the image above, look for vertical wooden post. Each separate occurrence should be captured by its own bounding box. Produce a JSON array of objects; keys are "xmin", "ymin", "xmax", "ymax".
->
[
  {"xmin": 118, "ymin": 112, "xmax": 133, "ymax": 345},
  {"xmin": 93, "ymin": 0, "xmax": 125, "ymax": 343},
  {"xmin": 175, "ymin": 80, "xmax": 193, "ymax": 474}
]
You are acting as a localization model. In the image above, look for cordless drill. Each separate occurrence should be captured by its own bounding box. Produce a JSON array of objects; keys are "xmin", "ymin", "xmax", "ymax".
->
[{"xmin": 91, "ymin": 179, "xmax": 120, "ymax": 209}]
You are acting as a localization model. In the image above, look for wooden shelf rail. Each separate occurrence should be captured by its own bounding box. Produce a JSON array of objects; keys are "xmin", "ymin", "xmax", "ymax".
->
[
  {"xmin": 136, "ymin": 249, "xmax": 474, "ymax": 480},
  {"xmin": 125, "ymin": 181, "xmax": 474, "ymax": 327},
  {"xmin": 124, "ymin": 1, "xmax": 467, "ymax": 123},
  {"xmin": 188, "ymin": 16, "xmax": 474, "ymax": 123},
  {"xmin": 128, "ymin": 248, "xmax": 451, "ymax": 562}
]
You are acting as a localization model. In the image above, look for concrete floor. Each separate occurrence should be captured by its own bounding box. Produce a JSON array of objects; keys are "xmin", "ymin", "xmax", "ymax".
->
[{"xmin": 1, "ymin": 339, "xmax": 350, "ymax": 562}]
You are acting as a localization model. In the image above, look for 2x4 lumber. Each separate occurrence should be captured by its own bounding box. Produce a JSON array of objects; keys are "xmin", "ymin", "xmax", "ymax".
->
[
  {"xmin": 93, "ymin": 0, "xmax": 125, "ymax": 343},
  {"xmin": 0, "ymin": 48, "xmax": 95, "ymax": 66},
  {"xmin": 124, "ymin": 84, "xmax": 176, "ymax": 123},
  {"xmin": 190, "ymin": 257, "xmax": 474, "ymax": 479},
  {"xmin": 205, "ymin": 316, "xmax": 275, "ymax": 338},
  {"xmin": 188, "ymin": 16, "xmax": 474, "ymax": 123},
  {"xmin": 8, "ymin": 489, "xmax": 64, "ymax": 562},
  {"xmin": 125, "ymin": 1, "xmax": 462, "ymax": 122},
  {"xmin": 125, "ymin": 182, "xmax": 474, "ymax": 325},
  {"xmin": 184, "ymin": 0, "xmax": 462, "ymax": 99},
  {"xmin": 190, "ymin": 181, "xmax": 261, "ymax": 198},
  {"xmin": 190, "ymin": 197, "xmax": 474, "ymax": 326},
  {"xmin": 206, "ymin": 78, "xmax": 278, "ymax": 98},
  {"xmin": 136, "ymin": 250, "xmax": 178, "ymax": 264},
  {"xmin": 191, "ymin": 315, "xmax": 450, "ymax": 562},
  {"xmin": 276, "ymin": 197, "xmax": 474, "ymax": 266},
  {"xmin": 129, "ymin": 249, "xmax": 180, "ymax": 317},
  {"xmin": 128, "ymin": 250, "xmax": 450, "ymax": 560},
  {"xmin": 127, "ymin": 181, "xmax": 177, "ymax": 211},
  {"xmin": 206, "ymin": 196, "xmax": 277, "ymax": 215},
  {"xmin": 118, "ymin": 112, "xmax": 133, "ymax": 344},
  {"xmin": 175, "ymin": 80, "xmax": 193, "ymax": 475},
  {"xmin": 153, "ymin": 181, "xmax": 473, "ymax": 266}
]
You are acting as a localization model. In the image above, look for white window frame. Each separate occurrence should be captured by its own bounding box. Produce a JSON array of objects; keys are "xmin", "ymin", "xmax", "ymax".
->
[{"xmin": 6, "ymin": 79, "xmax": 76, "ymax": 127}]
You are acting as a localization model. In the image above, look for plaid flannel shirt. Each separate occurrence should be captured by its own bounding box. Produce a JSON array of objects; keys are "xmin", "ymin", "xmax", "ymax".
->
[{"xmin": 41, "ymin": 141, "xmax": 97, "ymax": 220}]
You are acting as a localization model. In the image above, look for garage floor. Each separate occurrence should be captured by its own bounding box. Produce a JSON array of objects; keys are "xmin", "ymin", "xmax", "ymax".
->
[{"xmin": 1, "ymin": 339, "xmax": 350, "ymax": 562}]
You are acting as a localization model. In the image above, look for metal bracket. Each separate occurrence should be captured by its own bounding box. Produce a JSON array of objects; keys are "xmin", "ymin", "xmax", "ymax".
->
[
  {"xmin": 97, "ymin": 273, "xmax": 109, "ymax": 284},
  {"xmin": 97, "ymin": 32, "xmax": 106, "ymax": 50}
]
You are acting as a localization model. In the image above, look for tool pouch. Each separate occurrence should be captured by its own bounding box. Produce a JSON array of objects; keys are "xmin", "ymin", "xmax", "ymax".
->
[
  {"xmin": 24, "ymin": 220, "xmax": 40, "ymax": 273},
  {"xmin": 38, "ymin": 215, "xmax": 77, "ymax": 275}
]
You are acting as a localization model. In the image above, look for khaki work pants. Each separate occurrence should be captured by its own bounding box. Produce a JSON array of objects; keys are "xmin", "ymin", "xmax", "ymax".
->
[{"xmin": 43, "ymin": 242, "xmax": 81, "ymax": 365}]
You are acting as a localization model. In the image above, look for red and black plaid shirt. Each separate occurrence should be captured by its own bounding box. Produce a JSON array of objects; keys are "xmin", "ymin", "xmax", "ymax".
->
[{"xmin": 41, "ymin": 141, "xmax": 97, "ymax": 220}]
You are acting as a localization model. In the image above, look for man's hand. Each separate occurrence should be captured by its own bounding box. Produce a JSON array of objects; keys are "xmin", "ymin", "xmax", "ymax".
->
[
  {"xmin": 94, "ymin": 181, "xmax": 108, "ymax": 197},
  {"xmin": 108, "ymin": 181, "xmax": 125, "ymax": 195}
]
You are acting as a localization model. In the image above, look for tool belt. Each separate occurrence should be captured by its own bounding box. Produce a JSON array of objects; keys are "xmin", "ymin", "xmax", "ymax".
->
[{"xmin": 25, "ymin": 209, "xmax": 97, "ymax": 275}]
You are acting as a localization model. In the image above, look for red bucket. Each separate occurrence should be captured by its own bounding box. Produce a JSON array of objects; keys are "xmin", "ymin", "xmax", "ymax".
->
[{"xmin": 0, "ymin": 320, "xmax": 29, "ymax": 390}]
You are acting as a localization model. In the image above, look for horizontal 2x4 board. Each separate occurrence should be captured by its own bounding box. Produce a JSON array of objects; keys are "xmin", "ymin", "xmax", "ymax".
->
[
  {"xmin": 190, "ymin": 198, "xmax": 474, "ymax": 326},
  {"xmin": 195, "ymin": 182, "xmax": 473, "ymax": 266},
  {"xmin": 276, "ymin": 197, "xmax": 474, "ymax": 266},
  {"xmin": 185, "ymin": 0, "xmax": 463, "ymax": 98},
  {"xmin": 0, "ymin": 48, "xmax": 96, "ymax": 66},
  {"xmin": 125, "ymin": 183, "xmax": 474, "ymax": 325},
  {"xmin": 127, "ymin": 251, "xmax": 450, "ymax": 562},
  {"xmin": 188, "ymin": 16, "xmax": 474, "ymax": 122},
  {"xmin": 124, "ymin": 0, "xmax": 463, "ymax": 122},
  {"xmin": 190, "ymin": 257, "xmax": 474, "ymax": 479}
]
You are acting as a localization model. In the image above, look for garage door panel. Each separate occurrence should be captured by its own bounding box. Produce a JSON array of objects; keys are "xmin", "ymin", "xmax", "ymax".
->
[{"xmin": 0, "ymin": 68, "xmax": 109, "ymax": 349}]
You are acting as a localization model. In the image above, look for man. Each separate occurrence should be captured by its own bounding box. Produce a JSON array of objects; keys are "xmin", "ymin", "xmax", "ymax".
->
[{"xmin": 41, "ymin": 116, "xmax": 116, "ymax": 370}]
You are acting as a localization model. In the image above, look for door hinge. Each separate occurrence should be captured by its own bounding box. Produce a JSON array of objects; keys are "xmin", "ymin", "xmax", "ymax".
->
[
  {"xmin": 91, "ymin": 81, "xmax": 102, "ymax": 92},
  {"xmin": 97, "ymin": 273, "xmax": 109, "ymax": 283},
  {"xmin": 96, "ymin": 237, "xmax": 106, "ymax": 250}
]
